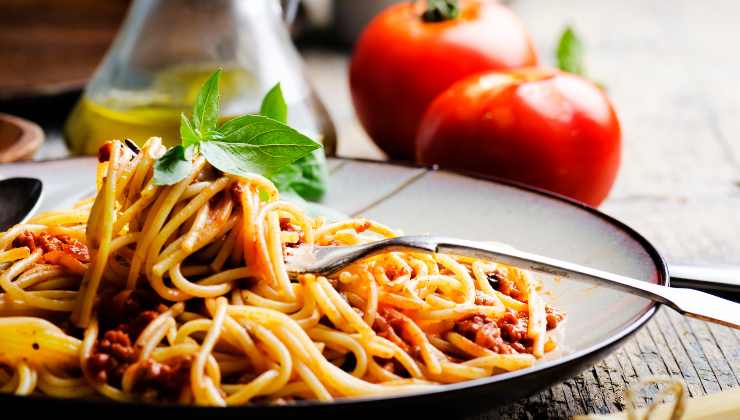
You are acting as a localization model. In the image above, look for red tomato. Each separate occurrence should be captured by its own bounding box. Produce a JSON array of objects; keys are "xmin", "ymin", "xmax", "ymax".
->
[
  {"xmin": 350, "ymin": 0, "xmax": 537, "ymax": 160},
  {"xmin": 416, "ymin": 68, "xmax": 621, "ymax": 207}
]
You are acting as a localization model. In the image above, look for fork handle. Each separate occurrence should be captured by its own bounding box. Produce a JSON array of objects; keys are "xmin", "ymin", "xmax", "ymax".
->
[{"xmin": 430, "ymin": 236, "xmax": 740, "ymax": 329}]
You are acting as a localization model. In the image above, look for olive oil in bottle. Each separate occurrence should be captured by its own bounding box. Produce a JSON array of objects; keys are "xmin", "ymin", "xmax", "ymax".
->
[
  {"xmin": 63, "ymin": 67, "xmax": 253, "ymax": 155},
  {"xmin": 65, "ymin": 100, "xmax": 185, "ymax": 155},
  {"xmin": 64, "ymin": 65, "xmax": 336, "ymax": 156}
]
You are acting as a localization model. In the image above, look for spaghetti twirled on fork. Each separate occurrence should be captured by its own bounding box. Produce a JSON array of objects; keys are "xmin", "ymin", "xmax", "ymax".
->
[{"xmin": 0, "ymin": 138, "xmax": 563, "ymax": 405}]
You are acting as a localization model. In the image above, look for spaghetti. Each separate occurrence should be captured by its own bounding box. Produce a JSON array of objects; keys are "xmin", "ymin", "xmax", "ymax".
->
[{"xmin": 0, "ymin": 138, "xmax": 564, "ymax": 405}]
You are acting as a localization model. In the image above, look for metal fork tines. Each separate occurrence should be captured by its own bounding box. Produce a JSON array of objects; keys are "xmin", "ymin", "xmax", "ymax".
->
[{"xmin": 285, "ymin": 236, "xmax": 437, "ymax": 276}]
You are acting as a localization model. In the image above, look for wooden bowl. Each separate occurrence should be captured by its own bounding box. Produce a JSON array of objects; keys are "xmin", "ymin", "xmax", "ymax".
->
[{"xmin": 0, "ymin": 113, "xmax": 44, "ymax": 163}]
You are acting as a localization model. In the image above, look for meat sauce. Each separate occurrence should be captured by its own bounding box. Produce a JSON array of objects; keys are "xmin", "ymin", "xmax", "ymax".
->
[
  {"xmin": 454, "ymin": 269, "xmax": 565, "ymax": 354},
  {"xmin": 373, "ymin": 307, "xmax": 411, "ymax": 354},
  {"xmin": 492, "ymin": 271, "xmax": 525, "ymax": 301},
  {"xmin": 372, "ymin": 265, "xmax": 566, "ymax": 368},
  {"xmin": 371, "ymin": 307, "xmax": 421, "ymax": 376},
  {"xmin": 364, "ymin": 266, "xmax": 566, "ymax": 359},
  {"xmin": 134, "ymin": 356, "xmax": 192, "ymax": 400},
  {"xmin": 545, "ymin": 305, "xmax": 565, "ymax": 329},
  {"xmin": 455, "ymin": 311, "xmax": 531, "ymax": 354},
  {"xmin": 87, "ymin": 290, "xmax": 192, "ymax": 400},
  {"xmin": 13, "ymin": 231, "xmax": 90, "ymax": 263}
]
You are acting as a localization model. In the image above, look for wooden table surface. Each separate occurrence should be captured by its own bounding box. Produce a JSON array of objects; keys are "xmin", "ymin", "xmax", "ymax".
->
[{"xmin": 28, "ymin": 0, "xmax": 739, "ymax": 418}]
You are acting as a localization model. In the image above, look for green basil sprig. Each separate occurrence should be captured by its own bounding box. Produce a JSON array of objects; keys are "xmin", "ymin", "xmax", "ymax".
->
[
  {"xmin": 152, "ymin": 144, "xmax": 194, "ymax": 186},
  {"xmin": 259, "ymin": 83, "xmax": 288, "ymax": 124},
  {"xmin": 258, "ymin": 83, "xmax": 328, "ymax": 201},
  {"xmin": 152, "ymin": 70, "xmax": 322, "ymax": 194}
]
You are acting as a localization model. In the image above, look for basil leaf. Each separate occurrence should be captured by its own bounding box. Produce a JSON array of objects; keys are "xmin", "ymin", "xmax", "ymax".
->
[
  {"xmin": 216, "ymin": 115, "xmax": 320, "ymax": 151},
  {"xmin": 259, "ymin": 83, "xmax": 288, "ymax": 124},
  {"xmin": 269, "ymin": 151, "xmax": 327, "ymax": 201},
  {"xmin": 257, "ymin": 83, "xmax": 327, "ymax": 201},
  {"xmin": 153, "ymin": 145, "xmax": 193, "ymax": 186},
  {"xmin": 556, "ymin": 26, "xmax": 585, "ymax": 76},
  {"xmin": 218, "ymin": 114, "xmax": 282, "ymax": 140},
  {"xmin": 269, "ymin": 164, "xmax": 301, "ymax": 190},
  {"xmin": 291, "ymin": 152, "xmax": 328, "ymax": 200},
  {"xmin": 180, "ymin": 112, "xmax": 200, "ymax": 149},
  {"xmin": 192, "ymin": 69, "xmax": 221, "ymax": 137},
  {"xmin": 200, "ymin": 136, "xmax": 320, "ymax": 177},
  {"xmin": 269, "ymin": 164, "xmax": 302, "ymax": 196}
]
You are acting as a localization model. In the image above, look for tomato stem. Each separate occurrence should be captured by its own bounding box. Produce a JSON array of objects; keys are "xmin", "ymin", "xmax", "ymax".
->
[{"xmin": 420, "ymin": 0, "xmax": 460, "ymax": 22}]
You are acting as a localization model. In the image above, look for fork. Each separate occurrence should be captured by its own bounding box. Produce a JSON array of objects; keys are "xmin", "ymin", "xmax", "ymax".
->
[{"xmin": 284, "ymin": 235, "xmax": 740, "ymax": 329}]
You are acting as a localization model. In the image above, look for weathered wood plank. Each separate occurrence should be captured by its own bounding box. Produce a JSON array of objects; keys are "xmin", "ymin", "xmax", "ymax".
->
[
  {"xmin": 685, "ymin": 318, "xmax": 740, "ymax": 391},
  {"xmin": 589, "ymin": 359, "xmax": 623, "ymax": 412},
  {"xmin": 574, "ymin": 366, "xmax": 610, "ymax": 414},
  {"xmin": 665, "ymin": 310, "xmax": 722, "ymax": 395},
  {"xmin": 649, "ymin": 309, "xmax": 707, "ymax": 398},
  {"xmin": 621, "ymin": 337, "xmax": 658, "ymax": 406},
  {"xmin": 542, "ymin": 387, "xmax": 575, "ymax": 419},
  {"xmin": 600, "ymin": 354, "xmax": 630, "ymax": 411},
  {"xmin": 706, "ymin": 323, "xmax": 740, "ymax": 382},
  {"xmin": 552, "ymin": 381, "xmax": 583, "ymax": 416}
]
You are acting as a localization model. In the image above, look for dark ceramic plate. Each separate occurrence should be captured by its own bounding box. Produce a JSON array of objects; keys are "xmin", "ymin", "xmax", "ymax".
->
[{"xmin": 0, "ymin": 157, "xmax": 667, "ymax": 418}]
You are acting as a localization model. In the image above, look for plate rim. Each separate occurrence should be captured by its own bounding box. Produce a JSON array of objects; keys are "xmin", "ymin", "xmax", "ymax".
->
[{"xmin": 0, "ymin": 155, "xmax": 669, "ymax": 410}]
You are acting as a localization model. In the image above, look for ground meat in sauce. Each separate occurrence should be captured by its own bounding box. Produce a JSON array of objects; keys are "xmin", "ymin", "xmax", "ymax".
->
[
  {"xmin": 373, "ymin": 308, "xmax": 424, "ymax": 362},
  {"xmin": 98, "ymin": 289, "xmax": 165, "ymax": 331},
  {"xmin": 498, "ymin": 310, "xmax": 531, "ymax": 353},
  {"xmin": 455, "ymin": 314, "xmax": 513, "ymax": 354},
  {"xmin": 88, "ymin": 290, "xmax": 167, "ymax": 386},
  {"xmin": 134, "ymin": 356, "xmax": 192, "ymax": 400},
  {"xmin": 12, "ymin": 232, "xmax": 35, "ymax": 251},
  {"xmin": 372, "ymin": 308, "xmax": 411, "ymax": 353},
  {"xmin": 545, "ymin": 305, "xmax": 565, "ymax": 329},
  {"xmin": 371, "ymin": 312, "xmax": 414, "ymax": 377},
  {"xmin": 455, "ymin": 310, "xmax": 533, "ymax": 354},
  {"xmin": 97, "ymin": 142, "xmax": 113, "ymax": 162},
  {"xmin": 13, "ymin": 231, "xmax": 90, "ymax": 263},
  {"xmin": 279, "ymin": 217, "xmax": 297, "ymax": 231},
  {"xmin": 354, "ymin": 220, "xmax": 371, "ymax": 233},
  {"xmin": 230, "ymin": 183, "xmax": 244, "ymax": 203},
  {"xmin": 496, "ymin": 275, "xmax": 525, "ymax": 301},
  {"xmin": 88, "ymin": 329, "xmax": 138, "ymax": 384},
  {"xmin": 384, "ymin": 266, "xmax": 409, "ymax": 281}
]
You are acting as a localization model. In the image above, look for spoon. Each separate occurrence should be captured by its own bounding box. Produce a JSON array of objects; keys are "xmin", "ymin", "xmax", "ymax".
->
[
  {"xmin": 285, "ymin": 236, "xmax": 740, "ymax": 329},
  {"xmin": 0, "ymin": 177, "xmax": 42, "ymax": 231}
]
